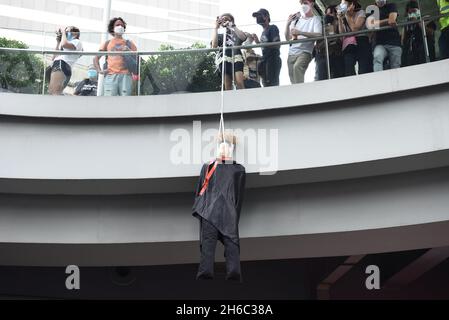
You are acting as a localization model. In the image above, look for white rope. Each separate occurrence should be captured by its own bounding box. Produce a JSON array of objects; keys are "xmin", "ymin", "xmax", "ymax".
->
[
  {"xmin": 231, "ymin": 41, "xmax": 235, "ymax": 91},
  {"xmin": 218, "ymin": 27, "xmax": 227, "ymax": 146}
]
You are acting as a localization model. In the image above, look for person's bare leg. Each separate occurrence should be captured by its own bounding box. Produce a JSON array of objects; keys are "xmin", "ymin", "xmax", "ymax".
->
[
  {"xmin": 224, "ymin": 75, "xmax": 233, "ymax": 91},
  {"xmin": 48, "ymin": 71, "xmax": 65, "ymax": 95},
  {"xmin": 234, "ymin": 71, "xmax": 245, "ymax": 89}
]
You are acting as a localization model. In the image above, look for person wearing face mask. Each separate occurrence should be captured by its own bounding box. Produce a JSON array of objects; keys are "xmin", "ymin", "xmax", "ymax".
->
[
  {"xmin": 371, "ymin": 0, "xmax": 402, "ymax": 71},
  {"xmin": 93, "ymin": 17, "xmax": 138, "ymax": 96},
  {"xmin": 192, "ymin": 133, "xmax": 246, "ymax": 281},
  {"xmin": 315, "ymin": 5, "xmax": 345, "ymax": 80},
  {"xmin": 242, "ymin": 33, "xmax": 262, "ymax": 88},
  {"xmin": 211, "ymin": 13, "xmax": 247, "ymax": 90},
  {"xmin": 336, "ymin": 0, "xmax": 373, "ymax": 76},
  {"xmin": 48, "ymin": 26, "xmax": 83, "ymax": 95},
  {"xmin": 401, "ymin": 0, "xmax": 437, "ymax": 66},
  {"xmin": 74, "ymin": 65, "xmax": 98, "ymax": 96},
  {"xmin": 251, "ymin": 8, "xmax": 282, "ymax": 87},
  {"xmin": 285, "ymin": 0, "xmax": 323, "ymax": 84}
]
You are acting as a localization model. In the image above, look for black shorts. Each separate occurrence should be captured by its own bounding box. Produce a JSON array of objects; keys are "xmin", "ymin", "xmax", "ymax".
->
[
  {"xmin": 51, "ymin": 59, "xmax": 72, "ymax": 88},
  {"xmin": 219, "ymin": 61, "xmax": 244, "ymax": 76}
]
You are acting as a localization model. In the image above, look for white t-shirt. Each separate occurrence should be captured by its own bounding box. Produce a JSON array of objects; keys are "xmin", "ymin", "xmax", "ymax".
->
[
  {"xmin": 54, "ymin": 38, "xmax": 83, "ymax": 67},
  {"xmin": 289, "ymin": 16, "xmax": 322, "ymax": 55}
]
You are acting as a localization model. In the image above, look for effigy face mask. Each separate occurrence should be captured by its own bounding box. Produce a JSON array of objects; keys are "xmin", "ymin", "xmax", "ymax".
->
[{"xmin": 216, "ymin": 142, "xmax": 234, "ymax": 160}]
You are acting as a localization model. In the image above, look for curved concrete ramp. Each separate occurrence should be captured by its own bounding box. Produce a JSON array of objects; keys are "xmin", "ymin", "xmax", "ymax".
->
[
  {"xmin": 1, "ymin": 60, "xmax": 449, "ymax": 265},
  {"xmin": 1, "ymin": 166, "xmax": 449, "ymax": 266}
]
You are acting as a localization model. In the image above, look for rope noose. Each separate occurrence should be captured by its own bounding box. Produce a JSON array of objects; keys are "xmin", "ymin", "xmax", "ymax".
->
[{"xmin": 219, "ymin": 27, "xmax": 227, "ymax": 146}]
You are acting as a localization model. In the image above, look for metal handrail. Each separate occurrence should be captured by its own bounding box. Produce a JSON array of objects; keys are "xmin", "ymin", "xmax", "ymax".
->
[{"xmin": 0, "ymin": 13, "xmax": 446, "ymax": 56}]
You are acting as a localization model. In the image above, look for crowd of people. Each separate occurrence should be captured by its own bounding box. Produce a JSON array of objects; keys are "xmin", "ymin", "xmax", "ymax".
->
[
  {"xmin": 47, "ymin": 0, "xmax": 449, "ymax": 95},
  {"xmin": 48, "ymin": 17, "xmax": 138, "ymax": 96},
  {"xmin": 216, "ymin": 0, "xmax": 448, "ymax": 89}
]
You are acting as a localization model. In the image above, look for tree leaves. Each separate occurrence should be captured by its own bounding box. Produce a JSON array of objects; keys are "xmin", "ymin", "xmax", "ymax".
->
[
  {"xmin": 140, "ymin": 42, "xmax": 221, "ymax": 95},
  {"xmin": 0, "ymin": 37, "xmax": 44, "ymax": 93}
]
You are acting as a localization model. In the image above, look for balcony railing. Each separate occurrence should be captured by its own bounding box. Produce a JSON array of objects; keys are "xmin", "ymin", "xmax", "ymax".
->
[{"xmin": 0, "ymin": 8, "xmax": 447, "ymax": 96}]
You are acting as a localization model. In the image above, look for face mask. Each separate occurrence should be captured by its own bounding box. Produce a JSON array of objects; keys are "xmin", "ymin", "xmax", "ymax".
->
[
  {"xmin": 87, "ymin": 70, "xmax": 97, "ymax": 78},
  {"xmin": 114, "ymin": 26, "xmax": 125, "ymax": 35},
  {"xmin": 376, "ymin": 0, "xmax": 386, "ymax": 7},
  {"xmin": 66, "ymin": 32, "xmax": 73, "ymax": 41},
  {"xmin": 256, "ymin": 16, "xmax": 265, "ymax": 25},
  {"xmin": 408, "ymin": 10, "xmax": 421, "ymax": 19},
  {"xmin": 216, "ymin": 142, "xmax": 234, "ymax": 159},
  {"xmin": 298, "ymin": 4, "xmax": 311, "ymax": 16}
]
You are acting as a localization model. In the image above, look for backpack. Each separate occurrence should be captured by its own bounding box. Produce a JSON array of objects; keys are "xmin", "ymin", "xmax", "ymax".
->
[{"xmin": 103, "ymin": 39, "xmax": 139, "ymax": 74}]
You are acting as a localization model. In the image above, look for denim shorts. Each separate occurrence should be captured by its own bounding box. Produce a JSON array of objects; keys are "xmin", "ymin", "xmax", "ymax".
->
[
  {"xmin": 51, "ymin": 59, "xmax": 72, "ymax": 88},
  {"xmin": 103, "ymin": 73, "xmax": 133, "ymax": 96}
]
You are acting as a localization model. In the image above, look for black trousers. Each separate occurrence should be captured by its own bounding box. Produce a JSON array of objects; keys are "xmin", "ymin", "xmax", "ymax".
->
[
  {"xmin": 197, "ymin": 218, "xmax": 241, "ymax": 281},
  {"xmin": 342, "ymin": 37, "xmax": 373, "ymax": 77},
  {"xmin": 315, "ymin": 53, "xmax": 345, "ymax": 80},
  {"xmin": 355, "ymin": 36, "xmax": 373, "ymax": 74},
  {"xmin": 260, "ymin": 55, "xmax": 281, "ymax": 87},
  {"xmin": 439, "ymin": 27, "xmax": 449, "ymax": 60}
]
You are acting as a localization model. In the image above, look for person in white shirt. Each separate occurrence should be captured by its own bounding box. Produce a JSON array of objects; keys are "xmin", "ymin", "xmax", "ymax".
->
[
  {"xmin": 48, "ymin": 26, "xmax": 83, "ymax": 95},
  {"xmin": 285, "ymin": 0, "xmax": 322, "ymax": 84}
]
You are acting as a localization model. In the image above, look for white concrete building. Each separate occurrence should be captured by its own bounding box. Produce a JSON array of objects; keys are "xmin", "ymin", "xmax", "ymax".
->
[{"xmin": 0, "ymin": 0, "xmax": 220, "ymax": 51}]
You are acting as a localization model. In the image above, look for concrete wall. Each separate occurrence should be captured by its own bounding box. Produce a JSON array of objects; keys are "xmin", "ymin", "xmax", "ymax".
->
[{"xmin": 1, "ymin": 60, "xmax": 449, "ymax": 266}]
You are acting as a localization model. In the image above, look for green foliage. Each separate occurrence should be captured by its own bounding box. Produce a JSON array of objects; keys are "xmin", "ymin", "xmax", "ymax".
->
[
  {"xmin": 0, "ymin": 37, "xmax": 44, "ymax": 94},
  {"xmin": 140, "ymin": 42, "xmax": 221, "ymax": 95}
]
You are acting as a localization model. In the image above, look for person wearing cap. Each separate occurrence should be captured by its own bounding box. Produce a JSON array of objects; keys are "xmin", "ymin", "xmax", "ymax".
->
[
  {"xmin": 285, "ymin": 0, "xmax": 322, "ymax": 84},
  {"xmin": 251, "ymin": 8, "xmax": 282, "ymax": 87},
  {"xmin": 192, "ymin": 133, "xmax": 246, "ymax": 281},
  {"xmin": 74, "ymin": 65, "xmax": 98, "ymax": 96}
]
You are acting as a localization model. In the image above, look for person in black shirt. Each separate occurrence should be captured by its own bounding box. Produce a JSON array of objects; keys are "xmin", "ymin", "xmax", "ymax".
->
[
  {"xmin": 371, "ymin": 0, "xmax": 402, "ymax": 71},
  {"xmin": 251, "ymin": 8, "xmax": 282, "ymax": 87},
  {"xmin": 315, "ymin": 5, "xmax": 345, "ymax": 80},
  {"xmin": 401, "ymin": 0, "xmax": 436, "ymax": 66},
  {"xmin": 74, "ymin": 65, "xmax": 98, "ymax": 96}
]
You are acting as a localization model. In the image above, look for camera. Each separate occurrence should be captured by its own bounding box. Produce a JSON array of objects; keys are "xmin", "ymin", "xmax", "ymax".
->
[
  {"xmin": 55, "ymin": 29, "xmax": 62, "ymax": 42},
  {"xmin": 222, "ymin": 21, "xmax": 233, "ymax": 29}
]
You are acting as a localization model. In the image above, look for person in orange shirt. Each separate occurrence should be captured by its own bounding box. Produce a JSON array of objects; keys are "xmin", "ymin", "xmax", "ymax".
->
[{"xmin": 93, "ymin": 17, "xmax": 138, "ymax": 96}]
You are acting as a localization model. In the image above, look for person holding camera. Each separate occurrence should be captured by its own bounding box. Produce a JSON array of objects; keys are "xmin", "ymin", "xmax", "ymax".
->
[
  {"xmin": 241, "ymin": 33, "xmax": 262, "ymax": 88},
  {"xmin": 251, "ymin": 8, "xmax": 282, "ymax": 87},
  {"xmin": 402, "ymin": 0, "xmax": 436, "ymax": 66},
  {"xmin": 285, "ymin": 0, "xmax": 322, "ymax": 84},
  {"xmin": 211, "ymin": 13, "xmax": 247, "ymax": 90},
  {"xmin": 337, "ymin": 0, "xmax": 373, "ymax": 76},
  {"xmin": 93, "ymin": 17, "xmax": 138, "ymax": 96},
  {"xmin": 315, "ymin": 5, "xmax": 345, "ymax": 80},
  {"xmin": 48, "ymin": 26, "xmax": 83, "ymax": 95}
]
